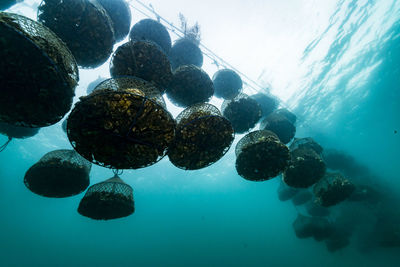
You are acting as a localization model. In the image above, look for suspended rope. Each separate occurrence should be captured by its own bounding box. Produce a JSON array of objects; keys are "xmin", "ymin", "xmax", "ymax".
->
[
  {"xmin": 0, "ymin": 137, "xmax": 12, "ymax": 152},
  {"xmin": 112, "ymin": 169, "xmax": 124, "ymax": 176}
]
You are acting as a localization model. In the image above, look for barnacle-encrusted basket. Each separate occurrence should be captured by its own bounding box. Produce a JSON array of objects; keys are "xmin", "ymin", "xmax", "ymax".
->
[
  {"xmin": 212, "ymin": 69, "xmax": 242, "ymax": 100},
  {"xmin": 283, "ymin": 147, "xmax": 326, "ymax": 188},
  {"xmin": 313, "ymin": 172, "xmax": 355, "ymax": 207},
  {"xmin": 169, "ymin": 38, "xmax": 203, "ymax": 70},
  {"xmin": 78, "ymin": 175, "xmax": 134, "ymax": 220},
  {"xmin": 67, "ymin": 88, "xmax": 175, "ymax": 169},
  {"xmin": 0, "ymin": 122, "xmax": 40, "ymax": 139},
  {"xmin": 0, "ymin": 0, "xmax": 18, "ymax": 10},
  {"xmin": 0, "ymin": 12, "xmax": 78, "ymax": 127},
  {"xmin": 110, "ymin": 40, "xmax": 172, "ymax": 92},
  {"xmin": 235, "ymin": 130, "xmax": 290, "ymax": 181},
  {"xmin": 290, "ymin": 137, "xmax": 323, "ymax": 155},
  {"xmin": 260, "ymin": 112, "xmax": 296, "ymax": 144},
  {"xmin": 24, "ymin": 149, "xmax": 91, "ymax": 198},
  {"xmin": 275, "ymin": 108, "xmax": 297, "ymax": 124},
  {"xmin": 168, "ymin": 103, "xmax": 234, "ymax": 170},
  {"xmin": 166, "ymin": 65, "xmax": 214, "ymax": 108},
  {"xmin": 38, "ymin": 0, "xmax": 115, "ymax": 68},
  {"xmin": 129, "ymin": 19, "xmax": 172, "ymax": 54},
  {"xmin": 222, "ymin": 93, "xmax": 262, "ymax": 134},
  {"xmin": 97, "ymin": 0, "xmax": 131, "ymax": 42},
  {"xmin": 250, "ymin": 93, "xmax": 279, "ymax": 118}
]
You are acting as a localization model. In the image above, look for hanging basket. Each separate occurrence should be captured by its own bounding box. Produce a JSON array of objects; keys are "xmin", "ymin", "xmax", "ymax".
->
[
  {"xmin": 0, "ymin": 122, "xmax": 40, "ymax": 139},
  {"xmin": 283, "ymin": 147, "xmax": 326, "ymax": 188},
  {"xmin": 78, "ymin": 175, "xmax": 134, "ymax": 220},
  {"xmin": 212, "ymin": 69, "xmax": 242, "ymax": 100},
  {"xmin": 291, "ymin": 189, "xmax": 312, "ymax": 206},
  {"xmin": 38, "ymin": 0, "xmax": 115, "ymax": 68},
  {"xmin": 222, "ymin": 94, "xmax": 262, "ymax": 134},
  {"xmin": 306, "ymin": 200, "xmax": 330, "ymax": 217},
  {"xmin": 293, "ymin": 214, "xmax": 332, "ymax": 241},
  {"xmin": 67, "ymin": 89, "xmax": 175, "ymax": 169},
  {"xmin": 0, "ymin": 12, "xmax": 78, "ymax": 127},
  {"xmin": 235, "ymin": 130, "xmax": 290, "ymax": 181},
  {"xmin": 166, "ymin": 64, "xmax": 214, "ymax": 108},
  {"xmin": 250, "ymin": 93, "xmax": 279, "ymax": 118},
  {"xmin": 313, "ymin": 172, "xmax": 355, "ymax": 207},
  {"xmin": 97, "ymin": 0, "xmax": 131, "ymax": 42},
  {"xmin": 110, "ymin": 40, "xmax": 172, "ymax": 92},
  {"xmin": 168, "ymin": 103, "xmax": 234, "ymax": 170},
  {"xmin": 277, "ymin": 179, "xmax": 299, "ymax": 201},
  {"xmin": 24, "ymin": 149, "xmax": 91, "ymax": 198},
  {"xmin": 290, "ymin": 137, "xmax": 323, "ymax": 155},
  {"xmin": 169, "ymin": 38, "xmax": 203, "ymax": 70},
  {"xmin": 129, "ymin": 19, "xmax": 172, "ymax": 54},
  {"xmin": 260, "ymin": 112, "xmax": 296, "ymax": 144},
  {"xmin": 275, "ymin": 108, "xmax": 297, "ymax": 124}
]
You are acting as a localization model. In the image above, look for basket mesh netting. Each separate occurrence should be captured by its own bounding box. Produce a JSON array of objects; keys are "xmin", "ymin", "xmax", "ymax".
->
[
  {"xmin": 212, "ymin": 69, "xmax": 242, "ymax": 100},
  {"xmin": 290, "ymin": 137, "xmax": 323, "ymax": 155},
  {"xmin": 222, "ymin": 94, "xmax": 262, "ymax": 134},
  {"xmin": 129, "ymin": 19, "xmax": 172, "ymax": 54},
  {"xmin": 38, "ymin": 0, "xmax": 115, "ymax": 68},
  {"xmin": 0, "ymin": 12, "xmax": 78, "ymax": 127},
  {"xmin": 250, "ymin": 93, "xmax": 279, "ymax": 118},
  {"xmin": 283, "ymin": 147, "xmax": 326, "ymax": 188},
  {"xmin": 275, "ymin": 108, "xmax": 297, "ymax": 124},
  {"xmin": 166, "ymin": 65, "xmax": 214, "ymax": 108},
  {"xmin": 260, "ymin": 112, "xmax": 296, "ymax": 144},
  {"xmin": 235, "ymin": 130, "xmax": 290, "ymax": 181},
  {"xmin": 93, "ymin": 76, "xmax": 166, "ymax": 108},
  {"xmin": 169, "ymin": 38, "xmax": 203, "ymax": 70},
  {"xmin": 97, "ymin": 0, "xmax": 131, "ymax": 42},
  {"xmin": 67, "ymin": 89, "xmax": 176, "ymax": 169},
  {"xmin": 78, "ymin": 175, "xmax": 134, "ymax": 220},
  {"xmin": 0, "ymin": 0, "xmax": 18, "ymax": 10},
  {"xmin": 313, "ymin": 172, "xmax": 355, "ymax": 207},
  {"xmin": 24, "ymin": 149, "xmax": 91, "ymax": 198},
  {"xmin": 168, "ymin": 103, "xmax": 234, "ymax": 170},
  {"xmin": 110, "ymin": 41, "xmax": 172, "ymax": 92}
]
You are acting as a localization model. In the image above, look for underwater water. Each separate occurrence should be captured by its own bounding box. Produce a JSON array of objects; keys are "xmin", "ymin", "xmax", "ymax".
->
[{"xmin": 1, "ymin": 0, "xmax": 400, "ymax": 266}]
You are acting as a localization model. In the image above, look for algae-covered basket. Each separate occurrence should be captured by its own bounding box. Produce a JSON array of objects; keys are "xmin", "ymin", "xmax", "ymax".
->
[
  {"xmin": 313, "ymin": 172, "xmax": 355, "ymax": 207},
  {"xmin": 168, "ymin": 103, "xmax": 234, "ymax": 170},
  {"xmin": 0, "ymin": 12, "xmax": 78, "ymax": 127},
  {"xmin": 97, "ymin": 0, "xmax": 131, "ymax": 42},
  {"xmin": 78, "ymin": 174, "xmax": 134, "ymax": 220},
  {"xmin": 24, "ymin": 149, "xmax": 91, "ymax": 198},
  {"xmin": 260, "ymin": 111, "xmax": 296, "ymax": 144},
  {"xmin": 38, "ymin": 0, "xmax": 115, "ymax": 68},
  {"xmin": 67, "ymin": 77, "xmax": 175, "ymax": 170},
  {"xmin": 235, "ymin": 130, "xmax": 290, "ymax": 181}
]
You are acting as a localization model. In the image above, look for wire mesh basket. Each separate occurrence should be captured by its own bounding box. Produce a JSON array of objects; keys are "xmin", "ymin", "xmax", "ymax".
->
[
  {"xmin": 97, "ymin": 0, "xmax": 131, "ymax": 42},
  {"xmin": 290, "ymin": 137, "xmax": 323, "ymax": 155},
  {"xmin": 212, "ymin": 69, "xmax": 242, "ymax": 100},
  {"xmin": 313, "ymin": 172, "xmax": 355, "ymax": 207},
  {"xmin": 169, "ymin": 38, "xmax": 203, "ymax": 70},
  {"xmin": 0, "ymin": 12, "xmax": 78, "ymax": 127},
  {"xmin": 260, "ymin": 112, "xmax": 296, "ymax": 144},
  {"xmin": 24, "ymin": 149, "xmax": 91, "ymax": 198},
  {"xmin": 250, "ymin": 93, "xmax": 279, "ymax": 118},
  {"xmin": 275, "ymin": 108, "xmax": 297, "ymax": 124},
  {"xmin": 0, "ymin": 122, "xmax": 40, "ymax": 139}
]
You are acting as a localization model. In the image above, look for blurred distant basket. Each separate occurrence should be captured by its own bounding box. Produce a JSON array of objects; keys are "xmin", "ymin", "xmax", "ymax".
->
[
  {"xmin": 306, "ymin": 200, "xmax": 330, "ymax": 217},
  {"xmin": 166, "ymin": 65, "xmax": 214, "ymax": 108},
  {"xmin": 0, "ymin": 12, "xmax": 78, "ymax": 127},
  {"xmin": 97, "ymin": 0, "xmax": 131, "ymax": 42},
  {"xmin": 291, "ymin": 189, "xmax": 312, "ymax": 206},
  {"xmin": 78, "ymin": 175, "xmax": 134, "ymax": 220},
  {"xmin": 169, "ymin": 38, "xmax": 203, "ymax": 70},
  {"xmin": 275, "ymin": 108, "xmax": 297, "ymax": 124},
  {"xmin": 24, "ymin": 149, "xmax": 91, "ymax": 198},
  {"xmin": 250, "ymin": 93, "xmax": 279, "ymax": 118},
  {"xmin": 222, "ymin": 94, "xmax": 262, "ymax": 134},
  {"xmin": 290, "ymin": 137, "xmax": 323, "ymax": 155},
  {"xmin": 260, "ymin": 111, "xmax": 296, "ymax": 144},
  {"xmin": 0, "ymin": 122, "xmax": 40, "ymax": 139},
  {"xmin": 110, "ymin": 40, "xmax": 172, "ymax": 92},
  {"xmin": 38, "ymin": 0, "xmax": 115, "ymax": 68},
  {"xmin": 67, "ymin": 88, "xmax": 175, "ymax": 169},
  {"xmin": 168, "ymin": 103, "xmax": 234, "ymax": 170},
  {"xmin": 293, "ymin": 214, "xmax": 332, "ymax": 241},
  {"xmin": 0, "ymin": 0, "xmax": 18, "ymax": 10},
  {"xmin": 212, "ymin": 69, "xmax": 242, "ymax": 100},
  {"xmin": 235, "ymin": 130, "xmax": 290, "ymax": 181},
  {"xmin": 283, "ymin": 147, "xmax": 326, "ymax": 188},
  {"xmin": 129, "ymin": 19, "xmax": 172, "ymax": 54},
  {"xmin": 313, "ymin": 172, "xmax": 355, "ymax": 207},
  {"xmin": 277, "ymin": 179, "xmax": 299, "ymax": 201}
]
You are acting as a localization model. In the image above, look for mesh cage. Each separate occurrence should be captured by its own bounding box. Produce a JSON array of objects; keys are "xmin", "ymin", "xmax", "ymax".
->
[
  {"xmin": 38, "ymin": 0, "xmax": 115, "ymax": 68},
  {"xmin": 290, "ymin": 137, "xmax": 323, "ymax": 155},
  {"xmin": 67, "ymin": 89, "xmax": 176, "ymax": 169},
  {"xmin": 93, "ymin": 76, "xmax": 166, "ymax": 108},
  {"xmin": 0, "ymin": 12, "xmax": 78, "ymax": 127},
  {"xmin": 129, "ymin": 19, "xmax": 172, "ymax": 55},
  {"xmin": 260, "ymin": 112, "xmax": 296, "ymax": 144},
  {"xmin": 24, "ymin": 149, "xmax": 91, "ymax": 198},
  {"xmin": 283, "ymin": 147, "xmax": 326, "ymax": 188},
  {"xmin": 250, "ymin": 93, "xmax": 279, "ymax": 118},
  {"xmin": 313, "ymin": 172, "xmax": 355, "ymax": 207},
  {"xmin": 0, "ymin": 122, "xmax": 40, "ymax": 139},
  {"xmin": 110, "ymin": 41, "xmax": 172, "ymax": 92},
  {"xmin": 169, "ymin": 38, "xmax": 203, "ymax": 70},
  {"xmin": 97, "ymin": 0, "xmax": 131, "ymax": 42},
  {"xmin": 212, "ymin": 69, "xmax": 243, "ymax": 100},
  {"xmin": 78, "ymin": 175, "xmax": 134, "ymax": 220},
  {"xmin": 222, "ymin": 93, "xmax": 262, "ymax": 134},
  {"xmin": 168, "ymin": 103, "xmax": 234, "ymax": 170},
  {"xmin": 166, "ymin": 65, "xmax": 214, "ymax": 108},
  {"xmin": 235, "ymin": 130, "xmax": 290, "ymax": 181},
  {"xmin": 276, "ymin": 108, "xmax": 297, "ymax": 124}
]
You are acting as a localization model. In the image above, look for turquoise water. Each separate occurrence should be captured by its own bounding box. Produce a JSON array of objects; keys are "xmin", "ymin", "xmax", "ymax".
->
[{"xmin": 1, "ymin": 0, "xmax": 400, "ymax": 266}]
